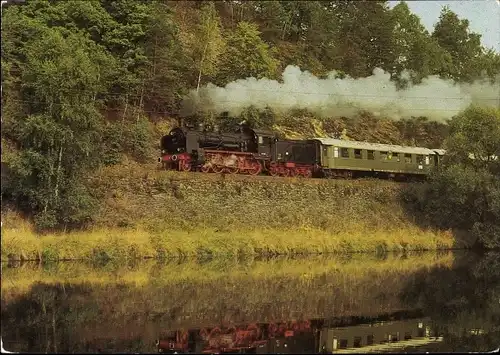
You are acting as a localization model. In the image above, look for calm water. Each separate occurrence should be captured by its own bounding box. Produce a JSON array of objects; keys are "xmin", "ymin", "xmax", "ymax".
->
[{"xmin": 1, "ymin": 251, "xmax": 499, "ymax": 353}]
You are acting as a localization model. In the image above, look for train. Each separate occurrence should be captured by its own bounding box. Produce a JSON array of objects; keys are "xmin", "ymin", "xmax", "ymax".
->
[{"xmin": 158, "ymin": 122, "xmax": 447, "ymax": 180}]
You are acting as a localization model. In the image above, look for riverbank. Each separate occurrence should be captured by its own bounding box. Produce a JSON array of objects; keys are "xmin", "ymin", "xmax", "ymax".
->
[{"xmin": 1, "ymin": 161, "xmax": 465, "ymax": 262}]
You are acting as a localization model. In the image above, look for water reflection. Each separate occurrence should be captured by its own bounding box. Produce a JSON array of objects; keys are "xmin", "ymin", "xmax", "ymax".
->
[
  {"xmin": 155, "ymin": 315, "xmax": 438, "ymax": 354},
  {"xmin": 1, "ymin": 251, "xmax": 498, "ymax": 353}
]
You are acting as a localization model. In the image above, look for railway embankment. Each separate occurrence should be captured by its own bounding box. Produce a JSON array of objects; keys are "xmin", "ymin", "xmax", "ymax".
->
[{"xmin": 1, "ymin": 161, "xmax": 466, "ymax": 262}]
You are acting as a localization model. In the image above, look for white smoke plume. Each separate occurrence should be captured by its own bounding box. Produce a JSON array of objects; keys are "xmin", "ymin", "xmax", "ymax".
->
[{"xmin": 181, "ymin": 65, "xmax": 500, "ymax": 123}]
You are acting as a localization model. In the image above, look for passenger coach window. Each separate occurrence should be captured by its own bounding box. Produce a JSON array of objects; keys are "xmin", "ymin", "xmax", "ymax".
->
[
  {"xmin": 405, "ymin": 154, "xmax": 412, "ymax": 163},
  {"xmin": 380, "ymin": 152, "xmax": 388, "ymax": 160},
  {"xmin": 341, "ymin": 148, "xmax": 349, "ymax": 158},
  {"xmin": 354, "ymin": 149, "xmax": 362, "ymax": 159},
  {"xmin": 393, "ymin": 152, "xmax": 400, "ymax": 162},
  {"xmin": 367, "ymin": 150, "xmax": 374, "ymax": 160}
]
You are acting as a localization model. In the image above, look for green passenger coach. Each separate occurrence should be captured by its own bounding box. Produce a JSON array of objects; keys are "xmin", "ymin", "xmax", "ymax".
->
[{"xmin": 312, "ymin": 138, "xmax": 445, "ymax": 179}]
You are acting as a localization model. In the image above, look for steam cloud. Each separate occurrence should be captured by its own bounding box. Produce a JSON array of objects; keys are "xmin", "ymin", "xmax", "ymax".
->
[{"xmin": 181, "ymin": 65, "xmax": 500, "ymax": 122}]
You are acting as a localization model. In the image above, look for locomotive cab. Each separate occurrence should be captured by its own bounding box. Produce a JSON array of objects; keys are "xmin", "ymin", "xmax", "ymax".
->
[{"xmin": 254, "ymin": 128, "xmax": 277, "ymax": 160}]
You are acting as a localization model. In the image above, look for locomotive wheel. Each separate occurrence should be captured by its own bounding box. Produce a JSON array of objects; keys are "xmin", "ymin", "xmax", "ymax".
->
[
  {"xmin": 248, "ymin": 161, "xmax": 262, "ymax": 176},
  {"xmin": 199, "ymin": 328, "xmax": 209, "ymax": 339},
  {"xmin": 288, "ymin": 168, "xmax": 297, "ymax": 177},
  {"xmin": 269, "ymin": 165, "xmax": 280, "ymax": 177},
  {"xmin": 212, "ymin": 165, "xmax": 224, "ymax": 174},
  {"xmin": 179, "ymin": 161, "xmax": 191, "ymax": 172},
  {"xmin": 209, "ymin": 327, "xmax": 222, "ymax": 337},
  {"xmin": 280, "ymin": 169, "xmax": 290, "ymax": 177},
  {"xmin": 201, "ymin": 164, "xmax": 211, "ymax": 173},
  {"xmin": 302, "ymin": 169, "xmax": 312, "ymax": 178},
  {"xmin": 180, "ymin": 330, "xmax": 189, "ymax": 343}
]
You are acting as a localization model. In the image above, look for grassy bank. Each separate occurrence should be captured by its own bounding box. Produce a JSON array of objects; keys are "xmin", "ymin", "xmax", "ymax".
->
[{"xmin": 1, "ymin": 161, "xmax": 463, "ymax": 261}]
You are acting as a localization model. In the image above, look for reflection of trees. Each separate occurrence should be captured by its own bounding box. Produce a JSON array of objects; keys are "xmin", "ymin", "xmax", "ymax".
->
[
  {"xmin": 399, "ymin": 252, "xmax": 500, "ymax": 352},
  {"xmin": 1, "ymin": 256, "xmax": 441, "ymax": 353},
  {"xmin": 1, "ymin": 283, "xmax": 149, "ymax": 353}
]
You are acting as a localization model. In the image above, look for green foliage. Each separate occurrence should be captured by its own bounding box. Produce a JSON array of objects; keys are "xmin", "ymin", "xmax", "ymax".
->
[
  {"xmin": 445, "ymin": 106, "xmax": 500, "ymax": 174},
  {"xmin": 390, "ymin": 1, "xmax": 453, "ymax": 85},
  {"xmin": 216, "ymin": 21, "xmax": 279, "ymax": 84},
  {"xmin": 193, "ymin": 2, "xmax": 226, "ymax": 90},
  {"xmin": 432, "ymin": 6, "xmax": 484, "ymax": 82},
  {"xmin": 404, "ymin": 106, "xmax": 500, "ymax": 249}
]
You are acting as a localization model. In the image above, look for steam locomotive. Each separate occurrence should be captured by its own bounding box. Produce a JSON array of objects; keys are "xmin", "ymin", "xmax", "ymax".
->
[
  {"xmin": 159, "ymin": 122, "xmax": 320, "ymax": 178},
  {"xmin": 158, "ymin": 122, "xmax": 445, "ymax": 180}
]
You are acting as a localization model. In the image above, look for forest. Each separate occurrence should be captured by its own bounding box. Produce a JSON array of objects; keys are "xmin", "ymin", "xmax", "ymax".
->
[{"xmin": 1, "ymin": 0, "xmax": 499, "ymax": 247}]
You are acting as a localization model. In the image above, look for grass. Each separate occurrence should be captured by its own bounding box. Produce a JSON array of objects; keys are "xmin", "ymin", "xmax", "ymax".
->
[
  {"xmin": 1, "ymin": 162, "xmax": 466, "ymax": 262},
  {"xmin": 1, "ymin": 216, "xmax": 456, "ymax": 262}
]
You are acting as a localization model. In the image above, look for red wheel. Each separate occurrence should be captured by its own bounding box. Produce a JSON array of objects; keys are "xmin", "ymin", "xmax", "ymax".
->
[
  {"xmin": 248, "ymin": 161, "xmax": 262, "ymax": 176},
  {"xmin": 209, "ymin": 327, "xmax": 222, "ymax": 337},
  {"xmin": 212, "ymin": 165, "xmax": 224, "ymax": 174},
  {"xmin": 179, "ymin": 330, "xmax": 188, "ymax": 343},
  {"xmin": 302, "ymin": 169, "xmax": 312, "ymax": 178},
  {"xmin": 280, "ymin": 168, "xmax": 290, "ymax": 177},
  {"xmin": 199, "ymin": 328, "xmax": 209, "ymax": 339},
  {"xmin": 225, "ymin": 167, "xmax": 239, "ymax": 174},
  {"xmin": 247, "ymin": 323, "xmax": 261, "ymax": 338},
  {"xmin": 289, "ymin": 168, "xmax": 297, "ymax": 177},
  {"xmin": 268, "ymin": 323, "xmax": 278, "ymax": 337},
  {"xmin": 269, "ymin": 165, "xmax": 280, "ymax": 177},
  {"xmin": 179, "ymin": 160, "xmax": 191, "ymax": 172},
  {"xmin": 201, "ymin": 164, "xmax": 211, "ymax": 173}
]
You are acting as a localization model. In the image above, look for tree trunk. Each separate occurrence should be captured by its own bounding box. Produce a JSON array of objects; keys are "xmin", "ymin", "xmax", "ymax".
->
[
  {"xmin": 122, "ymin": 96, "xmax": 128, "ymax": 122},
  {"xmin": 196, "ymin": 42, "xmax": 209, "ymax": 92},
  {"xmin": 138, "ymin": 82, "xmax": 145, "ymax": 122},
  {"xmin": 54, "ymin": 145, "xmax": 63, "ymax": 200}
]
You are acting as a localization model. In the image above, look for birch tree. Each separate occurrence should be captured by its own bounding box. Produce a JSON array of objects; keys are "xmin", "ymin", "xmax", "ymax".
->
[{"xmin": 194, "ymin": 2, "xmax": 225, "ymax": 91}]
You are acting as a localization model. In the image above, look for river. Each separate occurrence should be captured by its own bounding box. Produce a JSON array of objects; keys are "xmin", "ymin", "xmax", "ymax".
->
[{"xmin": 1, "ymin": 251, "xmax": 499, "ymax": 353}]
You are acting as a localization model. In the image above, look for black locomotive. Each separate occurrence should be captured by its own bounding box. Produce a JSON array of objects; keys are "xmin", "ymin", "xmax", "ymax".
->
[{"xmin": 159, "ymin": 122, "xmax": 321, "ymax": 177}]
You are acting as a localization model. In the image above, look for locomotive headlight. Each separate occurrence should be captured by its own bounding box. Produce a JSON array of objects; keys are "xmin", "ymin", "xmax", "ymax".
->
[{"xmin": 161, "ymin": 150, "xmax": 165, "ymax": 154}]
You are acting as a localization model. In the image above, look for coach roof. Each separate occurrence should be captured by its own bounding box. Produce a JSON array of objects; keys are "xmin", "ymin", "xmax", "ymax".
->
[{"xmin": 312, "ymin": 138, "xmax": 439, "ymax": 155}]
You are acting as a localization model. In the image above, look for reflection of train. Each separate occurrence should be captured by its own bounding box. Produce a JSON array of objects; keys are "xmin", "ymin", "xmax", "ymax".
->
[
  {"xmin": 155, "ymin": 317, "xmax": 443, "ymax": 354},
  {"xmin": 156, "ymin": 320, "xmax": 313, "ymax": 354},
  {"xmin": 318, "ymin": 317, "xmax": 442, "ymax": 353},
  {"xmin": 158, "ymin": 122, "xmax": 447, "ymax": 180}
]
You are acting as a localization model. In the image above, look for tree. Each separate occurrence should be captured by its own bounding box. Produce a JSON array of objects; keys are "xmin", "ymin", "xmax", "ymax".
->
[
  {"xmin": 405, "ymin": 106, "xmax": 500, "ymax": 249},
  {"xmin": 194, "ymin": 2, "xmax": 226, "ymax": 91},
  {"xmin": 432, "ymin": 7, "xmax": 483, "ymax": 82},
  {"xmin": 2, "ymin": 18, "xmax": 113, "ymax": 229},
  {"xmin": 390, "ymin": 1, "xmax": 453, "ymax": 85},
  {"xmin": 142, "ymin": 1, "xmax": 192, "ymax": 115},
  {"xmin": 445, "ymin": 106, "xmax": 500, "ymax": 174},
  {"xmin": 216, "ymin": 21, "xmax": 279, "ymax": 84},
  {"xmin": 331, "ymin": 1, "xmax": 397, "ymax": 78}
]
